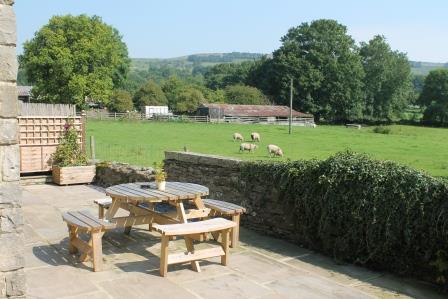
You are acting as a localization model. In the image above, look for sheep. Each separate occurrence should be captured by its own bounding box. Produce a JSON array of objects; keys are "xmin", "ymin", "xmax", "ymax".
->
[
  {"xmin": 233, "ymin": 132, "xmax": 244, "ymax": 142},
  {"xmin": 250, "ymin": 132, "xmax": 261, "ymax": 142},
  {"xmin": 240, "ymin": 143, "xmax": 258, "ymax": 153},
  {"xmin": 267, "ymin": 144, "xmax": 283, "ymax": 157}
]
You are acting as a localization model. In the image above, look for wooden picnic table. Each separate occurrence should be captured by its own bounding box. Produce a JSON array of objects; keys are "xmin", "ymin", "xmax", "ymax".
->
[{"xmin": 105, "ymin": 182, "xmax": 210, "ymax": 231}]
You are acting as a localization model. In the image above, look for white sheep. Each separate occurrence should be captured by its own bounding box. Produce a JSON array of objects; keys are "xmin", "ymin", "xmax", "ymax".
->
[
  {"xmin": 233, "ymin": 132, "xmax": 244, "ymax": 142},
  {"xmin": 240, "ymin": 143, "xmax": 258, "ymax": 153},
  {"xmin": 267, "ymin": 144, "xmax": 283, "ymax": 157},
  {"xmin": 250, "ymin": 132, "xmax": 261, "ymax": 142}
]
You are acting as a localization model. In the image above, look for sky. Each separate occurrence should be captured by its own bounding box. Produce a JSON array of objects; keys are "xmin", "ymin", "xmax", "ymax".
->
[{"xmin": 14, "ymin": 0, "xmax": 448, "ymax": 62}]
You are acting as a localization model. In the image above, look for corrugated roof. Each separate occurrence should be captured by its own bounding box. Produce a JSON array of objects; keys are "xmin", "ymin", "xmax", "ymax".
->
[
  {"xmin": 17, "ymin": 86, "xmax": 33, "ymax": 97},
  {"xmin": 200, "ymin": 103, "xmax": 313, "ymax": 118}
]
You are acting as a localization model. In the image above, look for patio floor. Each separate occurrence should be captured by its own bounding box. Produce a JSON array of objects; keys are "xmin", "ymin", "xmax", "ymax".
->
[{"xmin": 21, "ymin": 183, "xmax": 443, "ymax": 299}]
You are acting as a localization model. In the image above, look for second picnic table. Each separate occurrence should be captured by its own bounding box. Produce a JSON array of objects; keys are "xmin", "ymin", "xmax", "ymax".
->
[{"xmin": 105, "ymin": 182, "xmax": 211, "ymax": 231}]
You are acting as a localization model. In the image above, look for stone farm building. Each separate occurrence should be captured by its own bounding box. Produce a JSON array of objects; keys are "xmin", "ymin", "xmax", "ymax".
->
[{"xmin": 197, "ymin": 103, "xmax": 314, "ymax": 123}]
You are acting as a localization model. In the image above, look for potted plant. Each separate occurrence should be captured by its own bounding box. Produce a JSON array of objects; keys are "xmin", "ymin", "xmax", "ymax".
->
[
  {"xmin": 153, "ymin": 162, "xmax": 167, "ymax": 191},
  {"xmin": 51, "ymin": 122, "xmax": 95, "ymax": 185}
]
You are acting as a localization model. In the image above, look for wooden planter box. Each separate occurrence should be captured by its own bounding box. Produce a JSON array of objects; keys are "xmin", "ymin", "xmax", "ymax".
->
[{"xmin": 52, "ymin": 165, "xmax": 96, "ymax": 185}]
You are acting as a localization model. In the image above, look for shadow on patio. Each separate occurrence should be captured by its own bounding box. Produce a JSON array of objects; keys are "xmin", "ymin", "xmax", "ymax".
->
[{"xmin": 22, "ymin": 183, "xmax": 444, "ymax": 299}]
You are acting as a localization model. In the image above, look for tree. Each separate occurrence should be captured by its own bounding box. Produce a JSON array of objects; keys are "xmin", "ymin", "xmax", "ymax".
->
[
  {"xmin": 174, "ymin": 87, "xmax": 206, "ymax": 113},
  {"xmin": 205, "ymin": 61, "xmax": 255, "ymax": 90},
  {"xmin": 108, "ymin": 90, "xmax": 133, "ymax": 112},
  {"xmin": 418, "ymin": 69, "xmax": 448, "ymax": 107},
  {"xmin": 419, "ymin": 69, "xmax": 448, "ymax": 126},
  {"xmin": 224, "ymin": 84, "xmax": 268, "ymax": 105},
  {"xmin": 269, "ymin": 19, "xmax": 365, "ymax": 121},
  {"xmin": 359, "ymin": 35, "xmax": 413, "ymax": 121},
  {"xmin": 20, "ymin": 15, "xmax": 130, "ymax": 109},
  {"xmin": 161, "ymin": 76, "xmax": 186, "ymax": 108},
  {"xmin": 133, "ymin": 80, "xmax": 168, "ymax": 108}
]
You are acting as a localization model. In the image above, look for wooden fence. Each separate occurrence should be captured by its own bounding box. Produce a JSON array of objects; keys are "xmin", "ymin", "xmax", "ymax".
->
[
  {"xmin": 18, "ymin": 102, "xmax": 85, "ymax": 173},
  {"xmin": 85, "ymin": 111, "xmax": 315, "ymax": 125},
  {"xmin": 20, "ymin": 101, "xmax": 76, "ymax": 116}
]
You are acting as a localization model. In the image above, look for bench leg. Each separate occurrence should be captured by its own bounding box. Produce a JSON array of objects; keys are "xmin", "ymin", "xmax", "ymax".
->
[
  {"xmin": 231, "ymin": 214, "xmax": 240, "ymax": 248},
  {"xmin": 91, "ymin": 231, "xmax": 103, "ymax": 272},
  {"xmin": 160, "ymin": 235, "xmax": 170, "ymax": 277},
  {"xmin": 221, "ymin": 229, "xmax": 230, "ymax": 266},
  {"xmin": 98, "ymin": 206, "xmax": 104, "ymax": 219},
  {"xmin": 68, "ymin": 225, "xmax": 78, "ymax": 254},
  {"xmin": 185, "ymin": 237, "xmax": 200, "ymax": 273}
]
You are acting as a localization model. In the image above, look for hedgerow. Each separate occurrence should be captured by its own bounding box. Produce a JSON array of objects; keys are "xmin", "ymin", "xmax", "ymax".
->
[{"xmin": 240, "ymin": 152, "xmax": 448, "ymax": 288}]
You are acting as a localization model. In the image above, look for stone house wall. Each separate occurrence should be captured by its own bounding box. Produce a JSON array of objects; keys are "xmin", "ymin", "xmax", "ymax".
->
[{"xmin": 0, "ymin": 0, "xmax": 25, "ymax": 297}]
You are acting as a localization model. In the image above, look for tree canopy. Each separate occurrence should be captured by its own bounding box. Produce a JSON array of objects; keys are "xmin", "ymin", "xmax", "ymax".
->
[
  {"xmin": 419, "ymin": 69, "xmax": 448, "ymax": 107},
  {"xmin": 108, "ymin": 90, "xmax": 133, "ymax": 112},
  {"xmin": 20, "ymin": 15, "xmax": 130, "ymax": 109},
  {"xmin": 224, "ymin": 85, "xmax": 268, "ymax": 105},
  {"xmin": 269, "ymin": 19, "xmax": 365, "ymax": 121},
  {"xmin": 174, "ymin": 87, "xmax": 206, "ymax": 113},
  {"xmin": 419, "ymin": 69, "xmax": 448, "ymax": 126},
  {"xmin": 359, "ymin": 35, "xmax": 413, "ymax": 121},
  {"xmin": 133, "ymin": 80, "xmax": 168, "ymax": 108}
]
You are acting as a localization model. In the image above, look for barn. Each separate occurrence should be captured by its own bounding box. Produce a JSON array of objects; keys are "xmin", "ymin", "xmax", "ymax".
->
[{"xmin": 197, "ymin": 103, "xmax": 314, "ymax": 124}]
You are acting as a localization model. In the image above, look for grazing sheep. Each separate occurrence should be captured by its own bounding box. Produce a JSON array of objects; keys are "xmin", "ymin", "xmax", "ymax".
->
[
  {"xmin": 311, "ymin": 123, "xmax": 317, "ymax": 128},
  {"xmin": 240, "ymin": 143, "xmax": 258, "ymax": 153},
  {"xmin": 233, "ymin": 133, "xmax": 244, "ymax": 142},
  {"xmin": 267, "ymin": 144, "xmax": 283, "ymax": 157},
  {"xmin": 250, "ymin": 132, "xmax": 261, "ymax": 142}
]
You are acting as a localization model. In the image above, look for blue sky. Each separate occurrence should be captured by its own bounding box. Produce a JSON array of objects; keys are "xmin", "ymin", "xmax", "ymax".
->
[{"xmin": 15, "ymin": 0, "xmax": 448, "ymax": 62}]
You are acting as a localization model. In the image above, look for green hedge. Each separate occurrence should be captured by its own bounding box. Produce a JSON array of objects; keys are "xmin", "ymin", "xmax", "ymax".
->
[{"xmin": 241, "ymin": 152, "xmax": 448, "ymax": 287}]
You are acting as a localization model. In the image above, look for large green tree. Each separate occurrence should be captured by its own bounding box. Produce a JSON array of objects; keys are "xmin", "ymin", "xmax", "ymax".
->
[
  {"xmin": 174, "ymin": 87, "xmax": 206, "ymax": 113},
  {"xmin": 419, "ymin": 69, "xmax": 448, "ymax": 125},
  {"xmin": 205, "ymin": 61, "xmax": 255, "ymax": 90},
  {"xmin": 224, "ymin": 84, "xmax": 268, "ymax": 105},
  {"xmin": 20, "ymin": 15, "xmax": 130, "ymax": 109},
  {"xmin": 269, "ymin": 19, "xmax": 365, "ymax": 121},
  {"xmin": 133, "ymin": 80, "xmax": 168, "ymax": 108},
  {"xmin": 359, "ymin": 35, "xmax": 413, "ymax": 121},
  {"xmin": 108, "ymin": 90, "xmax": 133, "ymax": 112}
]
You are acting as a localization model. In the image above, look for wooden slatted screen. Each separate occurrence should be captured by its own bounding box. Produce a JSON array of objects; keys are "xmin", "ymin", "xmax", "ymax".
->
[{"xmin": 18, "ymin": 116, "xmax": 83, "ymax": 173}]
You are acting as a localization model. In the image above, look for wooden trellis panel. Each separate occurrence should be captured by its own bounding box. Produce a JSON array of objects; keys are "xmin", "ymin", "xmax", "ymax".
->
[{"xmin": 18, "ymin": 116, "xmax": 84, "ymax": 173}]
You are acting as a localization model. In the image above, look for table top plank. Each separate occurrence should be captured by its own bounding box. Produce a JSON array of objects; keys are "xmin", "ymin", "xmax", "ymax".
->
[
  {"xmin": 116, "ymin": 184, "xmax": 172, "ymax": 200},
  {"xmin": 106, "ymin": 182, "xmax": 209, "ymax": 203}
]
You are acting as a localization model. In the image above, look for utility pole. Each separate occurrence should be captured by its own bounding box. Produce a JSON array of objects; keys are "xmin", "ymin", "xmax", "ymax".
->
[{"xmin": 289, "ymin": 77, "xmax": 293, "ymax": 135}]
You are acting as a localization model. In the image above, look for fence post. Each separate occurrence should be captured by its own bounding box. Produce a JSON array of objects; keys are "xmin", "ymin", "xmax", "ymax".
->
[
  {"xmin": 114, "ymin": 112, "xmax": 117, "ymax": 120},
  {"xmin": 81, "ymin": 110, "xmax": 87, "ymax": 156},
  {"xmin": 90, "ymin": 135, "xmax": 96, "ymax": 160}
]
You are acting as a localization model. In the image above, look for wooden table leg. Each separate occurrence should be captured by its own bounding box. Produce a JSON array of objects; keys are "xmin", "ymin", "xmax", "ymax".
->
[
  {"xmin": 105, "ymin": 197, "xmax": 121, "ymax": 221},
  {"xmin": 231, "ymin": 214, "xmax": 240, "ymax": 248},
  {"xmin": 160, "ymin": 235, "xmax": 169, "ymax": 277},
  {"xmin": 176, "ymin": 201, "xmax": 201, "ymax": 272},
  {"xmin": 185, "ymin": 236, "xmax": 200, "ymax": 272}
]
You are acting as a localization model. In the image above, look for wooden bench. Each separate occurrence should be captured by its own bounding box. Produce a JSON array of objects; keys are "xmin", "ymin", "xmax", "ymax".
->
[
  {"xmin": 202, "ymin": 199, "xmax": 246, "ymax": 248},
  {"xmin": 153, "ymin": 218, "xmax": 236, "ymax": 277},
  {"xmin": 94, "ymin": 197, "xmax": 112, "ymax": 219},
  {"xmin": 62, "ymin": 210, "xmax": 116, "ymax": 272}
]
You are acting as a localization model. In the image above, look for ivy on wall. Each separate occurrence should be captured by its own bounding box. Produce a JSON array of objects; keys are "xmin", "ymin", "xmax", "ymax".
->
[{"xmin": 241, "ymin": 152, "xmax": 448, "ymax": 289}]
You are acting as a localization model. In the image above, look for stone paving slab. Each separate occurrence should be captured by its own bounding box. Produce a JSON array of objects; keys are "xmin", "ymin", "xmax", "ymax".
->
[{"xmin": 21, "ymin": 184, "xmax": 445, "ymax": 299}]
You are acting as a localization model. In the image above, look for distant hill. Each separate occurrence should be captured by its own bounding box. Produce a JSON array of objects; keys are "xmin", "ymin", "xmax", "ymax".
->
[
  {"xmin": 410, "ymin": 61, "xmax": 448, "ymax": 76},
  {"xmin": 131, "ymin": 53, "xmax": 447, "ymax": 77},
  {"xmin": 131, "ymin": 52, "xmax": 264, "ymax": 72}
]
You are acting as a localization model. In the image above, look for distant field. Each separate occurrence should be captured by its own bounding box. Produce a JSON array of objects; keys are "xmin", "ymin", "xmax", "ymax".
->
[{"xmin": 86, "ymin": 120, "xmax": 448, "ymax": 177}]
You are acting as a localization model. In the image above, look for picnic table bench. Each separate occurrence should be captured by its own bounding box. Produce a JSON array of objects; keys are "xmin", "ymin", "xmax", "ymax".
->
[
  {"xmin": 153, "ymin": 218, "xmax": 236, "ymax": 277},
  {"xmin": 62, "ymin": 210, "xmax": 116, "ymax": 272}
]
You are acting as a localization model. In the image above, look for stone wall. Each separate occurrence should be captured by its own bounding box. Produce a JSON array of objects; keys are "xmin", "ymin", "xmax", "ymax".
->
[
  {"xmin": 95, "ymin": 162, "xmax": 154, "ymax": 187},
  {"xmin": 0, "ymin": 1, "xmax": 25, "ymax": 297},
  {"xmin": 164, "ymin": 151, "xmax": 296, "ymax": 241}
]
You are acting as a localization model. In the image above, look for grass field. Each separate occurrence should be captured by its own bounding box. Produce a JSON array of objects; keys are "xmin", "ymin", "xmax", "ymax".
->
[{"xmin": 86, "ymin": 120, "xmax": 448, "ymax": 177}]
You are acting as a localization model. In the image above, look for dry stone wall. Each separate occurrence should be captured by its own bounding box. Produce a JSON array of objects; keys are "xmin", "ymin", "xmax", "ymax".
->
[
  {"xmin": 95, "ymin": 162, "xmax": 154, "ymax": 187},
  {"xmin": 164, "ymin": 151, "xmax": 296, "ymax": 240},
  {"xmin": 0, "ymin": 1, "xmax": 25, "ymax": 297}
]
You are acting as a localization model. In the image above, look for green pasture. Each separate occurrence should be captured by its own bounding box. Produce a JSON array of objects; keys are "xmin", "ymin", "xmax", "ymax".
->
[{"xmin": 86, "ymin": 120, "xmax": 448, "ymax": 177}]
